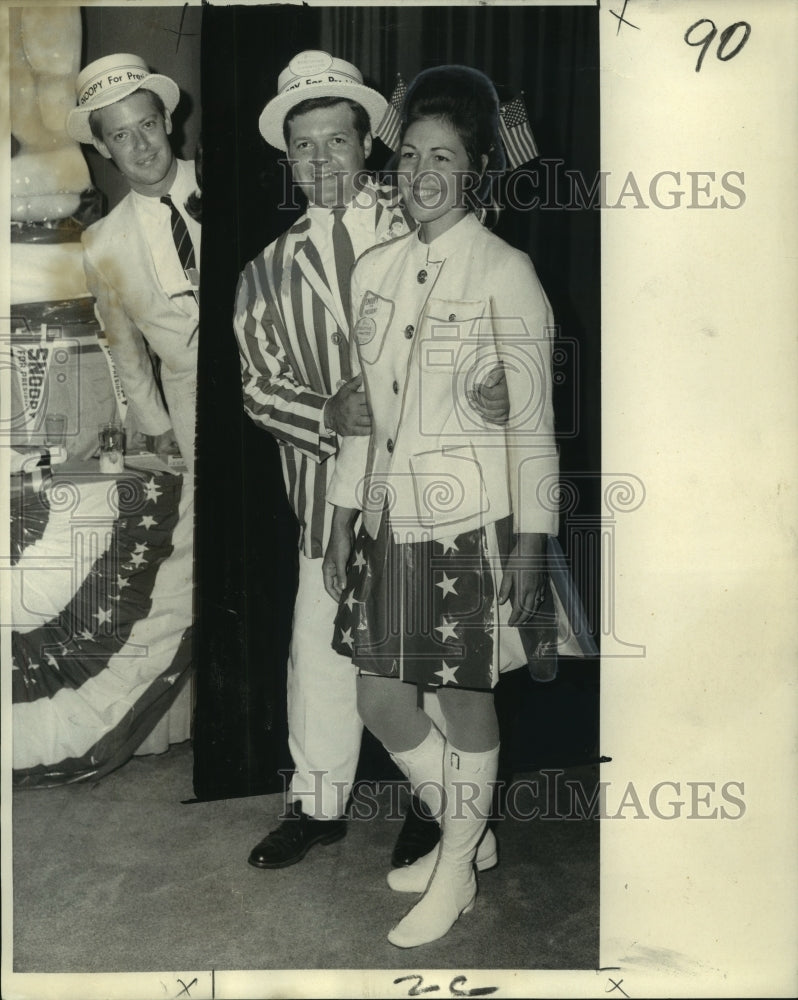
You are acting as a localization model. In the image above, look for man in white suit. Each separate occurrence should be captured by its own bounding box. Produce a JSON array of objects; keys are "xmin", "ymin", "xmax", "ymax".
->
[{"xmin": 66, "ymin": 54, "xmax": 200, "ymax": 472}]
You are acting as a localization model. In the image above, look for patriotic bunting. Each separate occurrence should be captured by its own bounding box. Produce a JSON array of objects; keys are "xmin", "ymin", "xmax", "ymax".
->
[{"xmin": 11, "ymin": 467, "xmax": 193, "ymax": 787}]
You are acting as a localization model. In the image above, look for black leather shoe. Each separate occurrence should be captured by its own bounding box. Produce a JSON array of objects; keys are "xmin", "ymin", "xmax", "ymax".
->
[
  {"xmin": 390, "ymin": 796, "xmax": 441, "ymax": 868},
  {"xmin": 248, "ymin": 802, "xmax": 346, "ymax": 869}
]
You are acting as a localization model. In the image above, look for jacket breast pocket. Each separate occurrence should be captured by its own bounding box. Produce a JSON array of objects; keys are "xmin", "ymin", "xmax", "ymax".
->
[
  {"xmin": 416, "ymin": 298, "xmax": 501, "ymax": 435},
  {"xmin": 353, "ymin": 289, "xmax": 394, "ymax": 366},
  {"xmin": 417, "ymin": 298, "xmax": 488, "ymax": 374}
]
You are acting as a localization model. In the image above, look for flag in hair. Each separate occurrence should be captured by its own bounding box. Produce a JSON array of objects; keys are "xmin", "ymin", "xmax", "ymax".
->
[
  {"xmin": 374, "ymin": 73, "xmax": 408, "ymax": 151},
  {"xmin": 499, "ymin": 93, "xmax": 539, "ymax": 170}
]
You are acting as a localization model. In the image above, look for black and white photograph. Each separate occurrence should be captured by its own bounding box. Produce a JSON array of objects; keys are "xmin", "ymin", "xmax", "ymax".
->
[{"xmin": 1, "ymin": 2, "xmax": 795, "ymax": 999}]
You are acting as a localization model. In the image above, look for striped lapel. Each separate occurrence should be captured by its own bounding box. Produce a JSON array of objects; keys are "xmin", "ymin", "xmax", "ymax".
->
[
  {"xmin": 273, "ymin": 191, "xmax": 409, "ymax": 342},
  {"xmin": 270, "ymin": 222, "xmax": 333, "ymax": 393},
  {"xmin": 274, "ymin": 215, "xmax": 345, "ymax": 331},
  {"xmin": 292, "ymin": 238, "xmax": 346, "ymax": 330}
]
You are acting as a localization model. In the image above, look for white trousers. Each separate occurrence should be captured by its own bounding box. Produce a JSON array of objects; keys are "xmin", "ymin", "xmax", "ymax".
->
[{"xmin": 287, "ymin": 549, "xmax": 362, "ymax": 819}]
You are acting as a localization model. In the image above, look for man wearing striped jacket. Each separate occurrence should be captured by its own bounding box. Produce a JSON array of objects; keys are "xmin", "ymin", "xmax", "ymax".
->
[{"xmin": 234, "ymin": 52, "xmax": 428, "ymax": 869}]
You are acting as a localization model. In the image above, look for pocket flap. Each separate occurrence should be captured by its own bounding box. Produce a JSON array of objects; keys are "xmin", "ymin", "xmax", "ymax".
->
[{"xmin": 424, "ymin": 298, "xmax": 487, "ymax": 330}]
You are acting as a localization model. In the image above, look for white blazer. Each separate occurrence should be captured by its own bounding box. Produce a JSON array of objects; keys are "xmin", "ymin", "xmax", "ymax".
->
[
  {"xmin": 328, "ymin": 213, "xmax": 559, "ymax": 543},
  {"xmin": 82, "ymin": 159, "xmax": 199, "ymax": 439}
]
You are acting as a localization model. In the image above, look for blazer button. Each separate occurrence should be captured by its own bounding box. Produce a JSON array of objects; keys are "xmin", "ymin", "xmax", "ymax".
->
[
  {"xmin": 392, "ymin": 380, "xmax": 399, "ymax": 394},
  {"xmin": 417, "ymin": 269, "xmax": 428, "ymax": 284},
  {"xmin": 448, "ymin": 313, "xmax": 456, "ymax": 321},
  {"xmin": 331, "ymin": 332, "xmax": 342, "ymax": 345},
  {"xmin": 404, "ymin": 325, "xmax": 415, "ymax": 339},
  {"xmin": 386, "ymin": 438, "xmax": 394, "ymax": 453}
]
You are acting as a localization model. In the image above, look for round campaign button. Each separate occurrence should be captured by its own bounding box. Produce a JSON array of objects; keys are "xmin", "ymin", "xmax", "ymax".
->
[
  {"xmin": 354, "ymin": 316, "xmax": 377, "ymax": 345},
  {"xmin": 288, "ymin": 51, "xmax": 333, "ymax": 77}
]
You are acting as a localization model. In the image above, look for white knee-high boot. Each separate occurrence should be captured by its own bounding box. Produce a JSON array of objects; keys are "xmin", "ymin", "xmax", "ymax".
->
[
  {"xmin": 387, "ymin": 826, "xmax": 497, "ymax": 892},
  {"xmin": 387, "ymin": 727, "xmax": 498, "ymax": 893},
  {"xmin": 387, "ymin": 742, "xmax": 500, "ymax": 948},
  {"xmin": 388, "ymin": 723, "xmax": 446, "ymax": 820}
]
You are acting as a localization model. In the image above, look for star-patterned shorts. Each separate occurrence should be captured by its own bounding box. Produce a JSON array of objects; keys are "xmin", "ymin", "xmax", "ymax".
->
[{"xmin": 331, "ymin": 513, "xmax": 507, "ymax": 690}]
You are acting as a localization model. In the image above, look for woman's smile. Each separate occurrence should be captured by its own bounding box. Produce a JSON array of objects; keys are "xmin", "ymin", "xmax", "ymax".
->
[{"xmin": 398, "ymin": 116, "xmax": 476, "ymax": 241}]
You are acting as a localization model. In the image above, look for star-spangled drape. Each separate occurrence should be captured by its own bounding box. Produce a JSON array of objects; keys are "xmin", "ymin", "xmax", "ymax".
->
[
  {"xmin": 11, "ymin": 473, "xmax": 180, "ymax": 703},
  {"xmin": 332, "ymin": 521, "xmax": 496, "ymax": 690},
  {"xmin": 10, "ymin": 469, "xmax": 53, "ymax": 565},
  {"xmin": 11, "ymin": 469, "xmax": 192, "ymax": 786}
]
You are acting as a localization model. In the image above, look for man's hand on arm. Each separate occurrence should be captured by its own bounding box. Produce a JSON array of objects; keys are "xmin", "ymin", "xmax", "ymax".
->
[
  {"xmin": 324, "ymin": 373, "xmax": 372, "ymax": 437},
  {"xmin": 468, "ymin": 362, "xmax": 510, "ymax": 425}
]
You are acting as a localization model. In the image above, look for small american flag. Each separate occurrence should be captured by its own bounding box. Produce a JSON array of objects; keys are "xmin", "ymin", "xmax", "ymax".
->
[
  {"xmin": 499, "ymin": 94, "xmax": 539, "ymax": 170},
  {"xmin": 374, "ymin": 74, "xmax": 408, "ymax": 151}
]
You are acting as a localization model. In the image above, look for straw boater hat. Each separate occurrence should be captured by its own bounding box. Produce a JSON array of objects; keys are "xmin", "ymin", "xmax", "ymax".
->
[
  {"xmin": 258, "ymin": 50, "xmax": 387, "ymax": 152},
  {"xmin": 65, "ymin": 53, "xmax": 180, "ymax": 145}
]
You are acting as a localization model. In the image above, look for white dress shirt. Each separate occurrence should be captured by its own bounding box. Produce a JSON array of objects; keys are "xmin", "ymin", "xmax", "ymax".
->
[{"xmin": 131, "ymin": 158, "xmax": 200, "ymax": 322}]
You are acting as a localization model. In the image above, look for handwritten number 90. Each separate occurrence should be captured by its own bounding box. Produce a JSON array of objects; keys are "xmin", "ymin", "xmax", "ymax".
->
[{"xmin": 685, "ymin": 19, "xmax": 751, "ymax": 73}]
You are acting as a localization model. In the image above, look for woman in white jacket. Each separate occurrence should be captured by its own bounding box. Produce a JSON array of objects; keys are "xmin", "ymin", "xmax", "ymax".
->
[{"xmin": 323, "ymin": 66, "xmax": 558, "ymax": 948}]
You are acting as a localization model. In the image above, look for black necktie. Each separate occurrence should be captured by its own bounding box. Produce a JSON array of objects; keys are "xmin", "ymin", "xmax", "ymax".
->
[
  {"xmin": 331, "ymin": 207, "xmax": 355, "ymax": 324},
  {"xmin": 161, "ymin": 194, "xmax": 198, "ymax": 303}
]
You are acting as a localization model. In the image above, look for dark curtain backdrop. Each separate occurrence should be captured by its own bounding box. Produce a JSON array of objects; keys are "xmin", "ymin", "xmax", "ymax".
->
[{"xmin": 194, "ymin": 5, "xmax": 600, "ymax": 801}]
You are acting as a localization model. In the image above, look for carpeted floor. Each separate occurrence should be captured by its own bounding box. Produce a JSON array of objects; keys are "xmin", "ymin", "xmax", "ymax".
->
[{"xmin": 12, "ymin": 740, "xmax": 599, "ymax": 973}]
